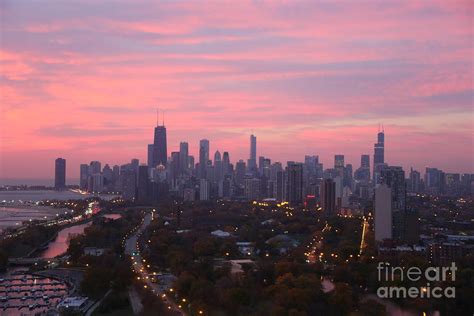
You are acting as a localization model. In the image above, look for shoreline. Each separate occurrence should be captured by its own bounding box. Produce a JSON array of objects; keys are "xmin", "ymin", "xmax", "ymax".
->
[{"xmin": 0, "ymin": 205, "xmax": 71, "ymax": 233}]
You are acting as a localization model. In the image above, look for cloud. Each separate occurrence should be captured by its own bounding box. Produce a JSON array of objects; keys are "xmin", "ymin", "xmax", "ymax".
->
[{"xmin": 1, "ymin": 0, "xmax": 472, "ymax": 178}]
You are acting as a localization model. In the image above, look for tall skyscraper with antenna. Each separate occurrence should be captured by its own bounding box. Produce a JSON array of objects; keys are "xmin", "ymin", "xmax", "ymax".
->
[
  {"xmin": 149, "ymin": 110, "xmax": 167, "ymax": 167},
  {"xmin": 373, "ymin": 126, "xmax": 385, "ymax": 184}
]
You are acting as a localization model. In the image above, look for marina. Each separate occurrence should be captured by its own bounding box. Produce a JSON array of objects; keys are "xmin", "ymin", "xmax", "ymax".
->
[{"xmin": 0, "ymin": 273, "xmax": 69, "ymax": 315}]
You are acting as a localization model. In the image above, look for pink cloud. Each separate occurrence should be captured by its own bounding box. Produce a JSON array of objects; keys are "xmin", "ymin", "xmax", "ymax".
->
[{"xmin": 0, "ymin": 1, "xmax": 472, "ymax": 179}]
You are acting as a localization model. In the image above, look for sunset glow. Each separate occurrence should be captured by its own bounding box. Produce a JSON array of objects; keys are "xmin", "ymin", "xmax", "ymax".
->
[{"xmin": 1, "ymin": 0, "xmax": 473, "ymax": 180}]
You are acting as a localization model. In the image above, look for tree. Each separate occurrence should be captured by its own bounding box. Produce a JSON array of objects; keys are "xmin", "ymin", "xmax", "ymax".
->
[{"xmin": 80, "ymin": 265, "xmax": 113, "ymax": 299}]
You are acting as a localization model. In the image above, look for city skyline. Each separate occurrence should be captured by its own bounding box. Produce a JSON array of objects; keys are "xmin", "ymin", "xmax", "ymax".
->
[
  {"xmin": 1, "ymin": 124, "xmax": 473, "ymax": 182},
  {"xmin": 1, "ymin": 1, "xmax": 473, "ymax": 180}
]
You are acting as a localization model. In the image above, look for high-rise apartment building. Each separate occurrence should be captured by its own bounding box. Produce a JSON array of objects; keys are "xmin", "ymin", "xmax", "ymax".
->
[{"xmin": 54, "ymin": 158, "xmax": 66, "ymax": 190}]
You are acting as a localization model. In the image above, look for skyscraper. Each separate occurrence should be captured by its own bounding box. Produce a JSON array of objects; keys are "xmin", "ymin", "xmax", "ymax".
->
[
  {"xmin": 373, "ymin": 129, "xmax": 385, "ymax": 183},
  {"xmin": 334, "ymin": 155, "xmax": 344, "ymax": 169},
  {"xmin": 286, "ymin": 162, "xmax": 303, "ymax": 205},
  {"xmin": 380, "ymin": 166, "xmax": 406, "ymax": 241},
  {"xmin": 334, "ymin": 155, "xmax": 344, "ymax": 177},
  {"xmin": 248, "ymin": 134, "xmax": 257, "ymax": 173},
  {"xmin": 152, "ymin": 124, "xmax": 167, "ymax": 167},
  {"xmin": 179, "ymin": 142, "xmax": 189, "ymax": 174},
  {"xmin": 320, "ymin": 178, "xmax": 336, "ymax": 213},
  {"xmin": 354, "ymin": 155, "xmax": 370, "ymax": 183},
  {"xmin": 199, "ymin": 179, "xmax": 210, "ymax": 201},
  {"xmin": 245, "ymin": 178, "xmax": 261, "ymax": 200},
  {"xmin": 147, "ymin": 144, "xmax": 154, "ymax": 168},
  {"xmin": 375, "ymin": 184, "xmax": 392, "ymax": 242},
  {"xmin": 409, "ymin": 168, "xmax": 421, "ymax": 193},
  {"xmin": 235, "ymin": 160, "xmax": 246, "ymax": 186},
  {"xmin": 137, "ymin": 165, "xmax": 150, "ymax": 204},
  {"xmin": 199, "ymin": 139, "xmax": 210, "ymax": 179},
  {"xmin": 380, "ymin": 166, "xmax": 406, "ymax": 211},
  {"xmin": 79, "ymin": 164, "xmax": 89, "ymax": 190},
  {"xmin": 54, "ymin": 158, "xmax": 66, "ymax": 190},
  {"xmin": 89, "ymin": 161, "xmax": 101, "ymax": 174},
  {"xmin": 214, "ymin": 150, "xmax": 223, "ymax": 182},
  {"xmin": 361, "ymin": 154, "xmax": 370, "ymax": 169},
  {"xmin": 304, "ymin": 155, "xmax": 319, "ymax": 178},
  {"xmin": 222, "ymin": 152, "xmax": 230, "ymax": 176},
  {"xmin": 102, "ymin": 164, "xmax": 113, "ymax": 191},
  {"xmin": 120, "ymin": 168, "xmax": 136, "ymax": 201},
  {"xmin": 425, "ymin": 167, "xmax": 443, "ymax": 195},
  {"xmin": 170, "ymin": 152, "xmax": 180, "ymax": 181}
]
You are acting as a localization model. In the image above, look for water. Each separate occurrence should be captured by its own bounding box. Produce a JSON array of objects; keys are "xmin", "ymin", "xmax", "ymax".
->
[
  {"xmin": 0, "ymin": 179, "xmax": 79, "ymax": 186},
  {"xmin": 0, "ymin": 190, "xmax": 119, "ymax": 202},
  {"xmin": 0, "ymin": 207, "xmax": 64, "ymax": 233},
  {"xmin": 39, "ymin": 222, "xmax": 92, "ymax": 259}
]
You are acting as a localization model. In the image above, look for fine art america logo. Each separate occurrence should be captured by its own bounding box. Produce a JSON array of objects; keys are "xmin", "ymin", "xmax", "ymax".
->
[{"xmin": 377, "ymin": 262, "xmax": 456, "ymax": 299}]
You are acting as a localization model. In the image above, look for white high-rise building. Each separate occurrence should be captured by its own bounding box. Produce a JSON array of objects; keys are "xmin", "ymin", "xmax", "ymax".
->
[{"xmin": 375, "ymin": 184, "xmax": 392, "ymax": 242}]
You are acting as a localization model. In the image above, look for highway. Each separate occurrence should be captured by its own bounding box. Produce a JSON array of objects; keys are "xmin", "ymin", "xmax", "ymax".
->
[{"xmin": 124, "ymin": 211, "xmax": 184, "ymax": 315}]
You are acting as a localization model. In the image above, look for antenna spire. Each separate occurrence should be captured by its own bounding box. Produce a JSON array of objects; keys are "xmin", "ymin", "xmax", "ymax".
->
[
  {"xmin": 162, "ymin": 111, "xmax": 165, "ymax": 126},
  {"xmin": 156, "ymin": 108, "xmax": 159, "ymax": 126}
]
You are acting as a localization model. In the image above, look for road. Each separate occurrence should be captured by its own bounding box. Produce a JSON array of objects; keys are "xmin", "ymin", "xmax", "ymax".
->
[
  {"xmin": 124, "ymin": 211, "xmax": 184, "ymax": 315},
  {"xmin": 359, "ymin": 217, "xmax": 369, "ymax": 255}
]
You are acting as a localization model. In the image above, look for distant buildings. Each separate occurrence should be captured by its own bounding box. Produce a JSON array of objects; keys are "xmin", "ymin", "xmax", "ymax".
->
[
  {"xmin": 66, "ymin": 126, "xmax": 472, "ymax": 208},
  {"xmin": 54, "ymin": 158, "xmax": 66, "ymax": 190}
]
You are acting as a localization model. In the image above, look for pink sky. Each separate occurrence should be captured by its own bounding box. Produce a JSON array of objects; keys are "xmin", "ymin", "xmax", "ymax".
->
[{"xmin": 1, "ymin": 0, "xmax": 473, "ymax": 180}]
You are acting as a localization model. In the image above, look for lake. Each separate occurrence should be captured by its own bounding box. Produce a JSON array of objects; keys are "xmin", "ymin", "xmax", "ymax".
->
[{"xmin": 0, "ymin": 190, "xmax": 119, "ymax": 202}]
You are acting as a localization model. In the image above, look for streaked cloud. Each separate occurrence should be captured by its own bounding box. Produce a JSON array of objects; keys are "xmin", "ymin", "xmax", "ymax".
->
[{"xmin": 1, "ymin": 0, "xmax": 472, "ymax": 178}]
